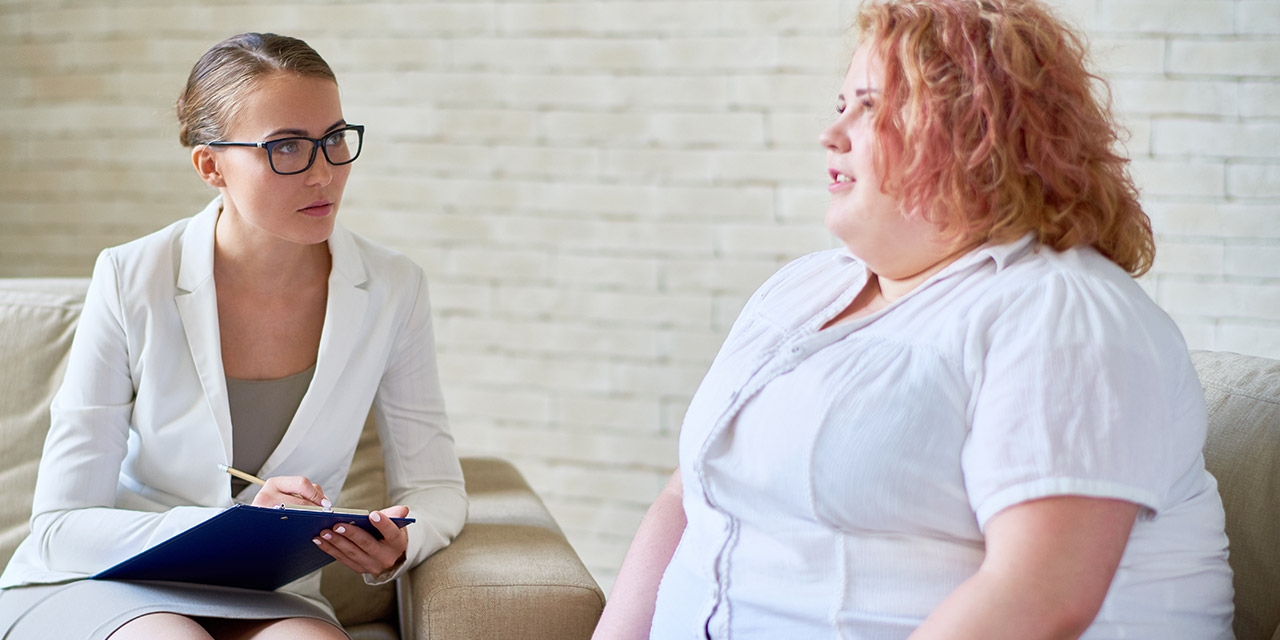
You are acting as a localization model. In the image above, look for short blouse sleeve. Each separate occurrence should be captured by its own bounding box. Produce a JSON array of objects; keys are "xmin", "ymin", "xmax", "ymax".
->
[{"xmin": 961, "ymin": 266, "xmax": 1202, "ymax": 530}]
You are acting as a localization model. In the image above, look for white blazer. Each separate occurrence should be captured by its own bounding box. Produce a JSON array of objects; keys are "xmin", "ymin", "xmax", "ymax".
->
[{"xmin": 0, "ymin": 198, "xmax": 468, "ymax": 610}]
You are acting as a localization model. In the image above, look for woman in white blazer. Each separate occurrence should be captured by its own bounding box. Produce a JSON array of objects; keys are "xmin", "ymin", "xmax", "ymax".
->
[{"xmin": 0, "ymin": 33, "xmax": 467, "ymax": 640}]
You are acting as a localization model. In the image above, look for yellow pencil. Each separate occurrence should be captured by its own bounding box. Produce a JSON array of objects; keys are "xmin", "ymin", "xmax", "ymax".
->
[
  {"xmin": 217, "ymin": 463, "xmax": 266, "ymax": 486},
  {"xmin": 218, "ymin": 464, "xmax": 335, "ymax": 512}
]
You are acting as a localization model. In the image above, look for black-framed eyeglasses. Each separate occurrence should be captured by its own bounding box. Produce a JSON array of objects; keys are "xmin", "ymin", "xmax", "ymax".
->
[{"xmin": 207, "ymin": 125, "xmax": 364, "ymax": 176}]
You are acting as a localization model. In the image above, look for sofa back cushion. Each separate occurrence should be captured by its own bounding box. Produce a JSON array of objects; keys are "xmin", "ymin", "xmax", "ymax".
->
[
  {"xmin": 0, "ymin": 278, "xmax": 394, "ymax": 628},
  {"xmin": 0, "ymin": 279, "xmax": 87, "ymax": 571},
  {"xmin": 1193, "ymin": 350, "xmax": 1280, "ymax": 640}
]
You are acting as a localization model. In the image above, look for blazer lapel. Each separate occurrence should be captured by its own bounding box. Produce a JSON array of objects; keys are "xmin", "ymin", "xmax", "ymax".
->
[
  {"xmin": 260, "ymin": 223, "xmax": 369, "ymax": 474},
  {"xmin": 174, "ymin": 198, "xmax": 235, "ymax": 464}
]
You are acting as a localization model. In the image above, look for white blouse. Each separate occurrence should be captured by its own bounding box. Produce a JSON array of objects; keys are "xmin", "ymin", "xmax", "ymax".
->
[{"xmin": 651, "ymin": 235, "xmax": 1234, "ymax": 639}]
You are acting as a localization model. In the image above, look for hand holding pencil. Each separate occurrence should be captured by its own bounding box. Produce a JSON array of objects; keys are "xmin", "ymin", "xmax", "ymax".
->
[{"xmin": 219, "ymin": 463, "xmax": 332, "ymax": 512}]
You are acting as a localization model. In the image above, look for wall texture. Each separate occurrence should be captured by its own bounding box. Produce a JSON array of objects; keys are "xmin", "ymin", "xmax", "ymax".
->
[{"xmin": 2, "ymin": 0, "xmax": 1278, "ymax": 593}]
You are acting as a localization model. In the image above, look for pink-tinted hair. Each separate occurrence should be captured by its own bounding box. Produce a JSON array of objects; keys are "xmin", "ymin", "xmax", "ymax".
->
[{"xmin": 856, "ymin": 0, "xmax": 1154, "ymax": 275}]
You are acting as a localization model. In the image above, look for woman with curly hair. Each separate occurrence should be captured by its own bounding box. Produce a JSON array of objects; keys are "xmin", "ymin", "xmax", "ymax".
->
[{"xmin": 592, "ymin": 0, "xmax": 1234, "ymax": 637}]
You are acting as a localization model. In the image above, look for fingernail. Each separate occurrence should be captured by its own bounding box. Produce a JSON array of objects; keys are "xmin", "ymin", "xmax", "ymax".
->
[
  {"xmin": 312, "ymin": 538, "xmax": 322, "ymax": 546},
  {"xmin": 322, "ymin": 532, "xmax": 332, "ymax": 540},
  {"xmin": 321, "ymin": 498, "xmax": 332, "ymax": 509},
  {"xmin": 371, "ymin": 512, "xmax": 381, "ymax": 522},
  {"xmin": 335, "ymin": 526, "xmax": 346, "ymax": 534}
]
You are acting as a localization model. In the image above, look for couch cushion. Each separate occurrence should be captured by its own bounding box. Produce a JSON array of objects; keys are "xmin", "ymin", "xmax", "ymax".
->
[
  {"xmin": 1192, "ymin": 350, "xmax": 1280, "ymax": 640},
  {"xmin": 461, "ymin": 457, "xmax": 565, "ymax": 531},
  {"xmin": 402, "ymin": 457, "xmax": 606, "ymax": 640},
  {"xmin": 0, "ymin": 279, "xmax": 89, "ymax": 571}
]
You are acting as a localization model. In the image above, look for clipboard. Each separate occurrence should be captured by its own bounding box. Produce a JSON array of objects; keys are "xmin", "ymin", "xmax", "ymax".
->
[{"xmin": 92, "ymin": 503, "xmax": 414, "ymax": 591}]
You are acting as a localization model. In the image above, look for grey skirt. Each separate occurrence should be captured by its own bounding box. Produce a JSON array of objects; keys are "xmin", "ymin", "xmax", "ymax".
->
[{"xmin": 0, "ymin": 579, "xmax": 344, "ymax": 640}]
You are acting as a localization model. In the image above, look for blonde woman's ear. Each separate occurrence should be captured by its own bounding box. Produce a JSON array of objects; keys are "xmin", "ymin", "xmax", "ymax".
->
[{"xmin": 191, "ymin": 145, "xmax": 226, "ymax": 188}]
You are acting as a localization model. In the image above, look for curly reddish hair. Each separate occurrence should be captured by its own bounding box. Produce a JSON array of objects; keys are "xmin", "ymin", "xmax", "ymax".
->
[{"xmin": 855, "ymin": 0, "xmax": 1154, "ymax": 275}]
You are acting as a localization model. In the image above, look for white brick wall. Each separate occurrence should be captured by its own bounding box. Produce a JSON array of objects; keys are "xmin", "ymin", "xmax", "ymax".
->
[{"xmin": 2, "ymin": 0, "xmax": 1278, "ymax": 594}]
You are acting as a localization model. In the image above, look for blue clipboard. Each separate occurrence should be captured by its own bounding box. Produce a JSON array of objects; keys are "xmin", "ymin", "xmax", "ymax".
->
[{"xmin": 92, "ymin": 503, "xmax": 414, "ymax": 591}]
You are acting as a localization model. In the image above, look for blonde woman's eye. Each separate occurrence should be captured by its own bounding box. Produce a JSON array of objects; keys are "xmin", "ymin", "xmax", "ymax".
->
[
  {"xmin": 835, "ymin": 98, "xmax": 847, "ymax": 114},
  {"xmin": 275, "ymin": 140, "xmax": 303, "ymax": 155}
]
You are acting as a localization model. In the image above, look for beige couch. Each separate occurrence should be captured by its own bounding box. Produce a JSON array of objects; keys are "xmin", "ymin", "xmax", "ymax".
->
[
  {"xmin": 0, "ymin": 278, "xmax": 605, "ymax": 640},
  {"xmin": 1196, "ymin": 350, "xmax": 1280, "ymax": 640}
]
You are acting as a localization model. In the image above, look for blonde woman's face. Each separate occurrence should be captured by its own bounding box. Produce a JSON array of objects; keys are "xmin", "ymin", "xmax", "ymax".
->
[{"xmin": 204, "ymin": 72, "xmax": 351, "ymax": 248}]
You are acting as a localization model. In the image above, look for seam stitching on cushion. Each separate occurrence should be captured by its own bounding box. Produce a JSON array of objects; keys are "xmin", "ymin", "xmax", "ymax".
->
[
  {"xmin": 423, "ymin": 583, "xmax": 605, "ymax": 607},
  {"xmin": 0, "ymin": 301, "xmax": 83, "ymax": 312},
  {"xmin": 1203, "ymin": 379, "xmax": 1280, "ymax": 406}
]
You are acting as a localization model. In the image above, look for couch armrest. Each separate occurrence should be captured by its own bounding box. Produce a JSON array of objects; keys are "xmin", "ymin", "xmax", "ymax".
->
[{"xmin": 397, "ymin": 458, "xmax": 605, "ymax": 640}]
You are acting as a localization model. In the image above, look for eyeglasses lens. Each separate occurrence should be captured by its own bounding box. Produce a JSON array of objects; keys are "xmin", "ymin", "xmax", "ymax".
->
[
  {"xmin": 323, "ymin": 128, "xmax": 361, "ymax": 164},
  {"xmin": 269, "ymin": 128, "xmax": 362, "ymax": 174}
]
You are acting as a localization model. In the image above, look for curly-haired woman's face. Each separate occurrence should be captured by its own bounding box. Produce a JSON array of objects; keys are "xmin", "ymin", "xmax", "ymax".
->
[{"xmin": 819, "ymin": 45, "xmax": 958, "ymax": 282}]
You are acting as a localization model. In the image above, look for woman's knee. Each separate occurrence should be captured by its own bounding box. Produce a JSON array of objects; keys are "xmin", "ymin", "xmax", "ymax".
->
[
  {"xmin": 265, "ymin": 617, "xmax": 348, "ymax": 638},
  {"xmin": 204, "ymin": 616, "xmax": 348, "ymax": 639},
  {"xmin": 108, "ymin": 612, "xmax": 212, "ymax": 639}
]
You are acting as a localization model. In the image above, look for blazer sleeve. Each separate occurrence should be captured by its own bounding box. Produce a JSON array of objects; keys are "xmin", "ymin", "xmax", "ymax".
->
[
  {"xmin": 365, "ymin": 266, "xmax": 467, "ymax": 584},
  {"xmin": 27, "ymin": 249, "xmax": 219, "ymax": 576}
]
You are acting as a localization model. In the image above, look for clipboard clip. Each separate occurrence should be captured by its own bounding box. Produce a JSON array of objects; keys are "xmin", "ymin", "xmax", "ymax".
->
[{"xmin": 273, "ymin": 502, "xmax": 337, "ymax": 514}]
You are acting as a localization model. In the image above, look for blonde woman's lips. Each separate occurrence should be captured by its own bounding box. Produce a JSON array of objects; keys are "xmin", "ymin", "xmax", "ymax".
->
[{"xmin": 299, "ymin": 200, "xmax": 333, "ymax": 217}]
